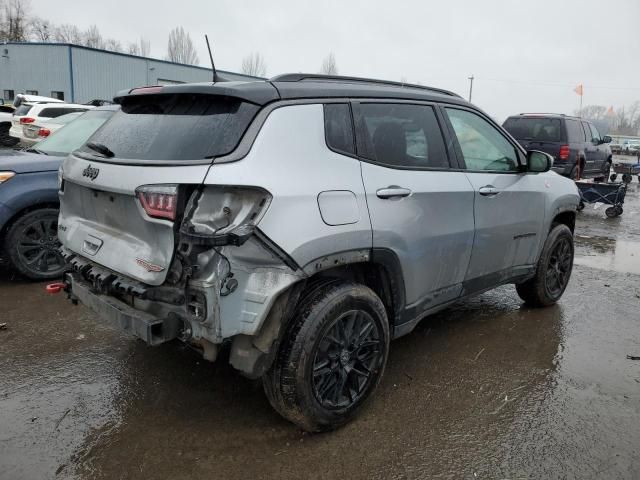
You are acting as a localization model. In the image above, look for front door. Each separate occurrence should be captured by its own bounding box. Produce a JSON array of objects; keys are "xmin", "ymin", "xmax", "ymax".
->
[
  {"xmin": 443, "ymin": 107, "xmax": 546, "ymax": 292},
  {"xmin": 355, "ymin": 102, "xmax": 475, "ymax": 310}
]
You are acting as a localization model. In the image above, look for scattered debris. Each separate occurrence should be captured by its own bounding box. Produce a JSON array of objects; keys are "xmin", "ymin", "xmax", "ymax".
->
[
  {"xmin": 404, "ymin": 372, "xmax": 414, "ymax": 381},
  {"xmin": 626, "ymin": 355, "xmax": 640, "ymax": 360},
  {"xmin": 473, "ymin": 348, "xmax": 485, "ymax": 361},
  {"xmin": 0, "ymin": 323, "xmax": 7, "ymax": 330},
  {"xmin": 30, "ymin": 417, "xmax": 38, "ymax": 422},
  {"xmin": 54, "ymin": 409, "xmax": 71, "ymax": 430}
]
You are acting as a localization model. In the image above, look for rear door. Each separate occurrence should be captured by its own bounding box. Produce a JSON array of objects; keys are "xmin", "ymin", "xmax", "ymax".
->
[
  {"xmin": 502, "ymin": 116, "xmax": 564, "ymax": 159},
  {"xmin": 355, "ymin": 101, "xmax": 475, "ymax": 309},
  {"xmin": 443, "ymin": 107, "xmax": 546, "ymax": 290},
  {"xmin": 58, "ymin": 93, "xmax": 260, "ymax": 285},
  {"xmin": 587, "ymin": 123, "xmax": 607, "ymax": 171}
]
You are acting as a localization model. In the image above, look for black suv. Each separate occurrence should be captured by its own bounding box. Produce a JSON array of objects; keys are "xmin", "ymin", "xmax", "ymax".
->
[{"xmin": 503, "ymin": 114, "xmax": 612, "ymax": 180}]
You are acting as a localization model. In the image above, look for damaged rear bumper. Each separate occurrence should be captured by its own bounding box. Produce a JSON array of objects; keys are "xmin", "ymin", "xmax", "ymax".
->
[{"xmin": 64, "ymin": 271, "xmax": 182, "ymax": 345}]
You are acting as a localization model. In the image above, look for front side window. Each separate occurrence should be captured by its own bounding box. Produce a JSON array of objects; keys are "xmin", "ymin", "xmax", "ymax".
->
[
  {"xmin": 446, "ymin": 108, "xmax": 519, "ymax": 172},
  {"xmin": 589, "ymin": 124, "xmax": 601, "ymax": 143},
  {"xmin": 357, "ymin": 103, "xmax": 449, "ymax": 169},
  {"xmin": 324, "ymin": 103, "xmax": 355, "ymax": 155}
]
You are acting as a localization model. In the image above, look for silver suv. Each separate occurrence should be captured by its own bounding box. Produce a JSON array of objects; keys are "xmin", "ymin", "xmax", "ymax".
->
[{"xmin": 56, "ymin": 74, "xmax": 580, "ymax": 431}]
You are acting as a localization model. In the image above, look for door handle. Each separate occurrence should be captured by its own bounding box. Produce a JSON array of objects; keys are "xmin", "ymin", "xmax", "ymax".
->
[
  {"xmin": 478, "ymin": 185, "xmax": 500, "ymax": 196},
  {"xmin": 376, "ymin": 187, "xmax": 412, "ymax": 199}
]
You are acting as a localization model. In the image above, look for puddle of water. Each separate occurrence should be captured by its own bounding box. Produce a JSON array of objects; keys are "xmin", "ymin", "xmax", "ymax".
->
[{"xmin": 574, "ymin": 239, "xmax": 640, "ymax": 275}]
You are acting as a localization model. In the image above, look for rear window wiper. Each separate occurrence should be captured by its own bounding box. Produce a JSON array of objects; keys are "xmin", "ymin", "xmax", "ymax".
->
[
  {"xmin": 26, "ymin": 148, "xmax": 48, "ymax": 155},
  {"xmin": 86, "ymin": 142, "xmax": 115, "ymax": 158}
]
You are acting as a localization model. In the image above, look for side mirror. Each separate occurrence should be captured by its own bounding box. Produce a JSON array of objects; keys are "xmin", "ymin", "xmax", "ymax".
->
[
  {"xmin": 527, "ymin": 150, "xmax": 553, "ymax": 173},
  {"xmin": 602, "ymin": 135, "xmax": 612, "ymax": 144}
]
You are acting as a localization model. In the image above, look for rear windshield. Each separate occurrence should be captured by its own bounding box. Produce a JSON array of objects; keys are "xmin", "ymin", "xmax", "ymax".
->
[
  {"xmin": 13, "ymin": 104, "xmax": 32, "ymax": 116},
  {"xmin": 78, "ymin": 94, "xmax": 260, "ymax": 161},
  {"xmin": 39, "ymin": 107, "xmax": 89, "ymax": 118},
  {"xmin": 503, "ymin": 117, "xmax": 563, "ymax": 142}
]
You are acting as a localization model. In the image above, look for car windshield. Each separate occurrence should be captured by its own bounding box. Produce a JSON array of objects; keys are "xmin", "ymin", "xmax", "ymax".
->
[
  {"xmin": 503, "ymin": 117, "xmax": 563, "ymax": 142},
  {"xmin": 36, "ymin": 110, "xmax": 115, "ymax": 156}
]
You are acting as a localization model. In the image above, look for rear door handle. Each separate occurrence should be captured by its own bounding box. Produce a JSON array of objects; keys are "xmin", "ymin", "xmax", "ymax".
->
[
  {"xmin": 478, "ymin": 185, "xmax": 500, "ymax": 196},
  {"xmin": 376, "ymin": 187, "xmax": 412, "ymax": 199}
]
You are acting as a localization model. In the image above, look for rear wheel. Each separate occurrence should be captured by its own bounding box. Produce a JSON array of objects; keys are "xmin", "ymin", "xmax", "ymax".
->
[
  {"xmin": 516, "ymin": 224, "xmax": 573, "ymax": 307},
  {"xmin": 263, "ymin": 281, "xmax": 389, "ymax": 432},
  {"xmin": 4, "ymin": 208, "xmax": 66, "ymax": 280}
]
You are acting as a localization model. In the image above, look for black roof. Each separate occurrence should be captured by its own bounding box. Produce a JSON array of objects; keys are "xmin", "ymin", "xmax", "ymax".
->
[{"xmin": 114, "ymin": 73, "xmax": 470, "ymax": 107}]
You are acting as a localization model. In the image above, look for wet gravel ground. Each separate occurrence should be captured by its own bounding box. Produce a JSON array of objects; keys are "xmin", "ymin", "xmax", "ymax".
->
[{"xmin": 1, "ymin": 169, "xmax": 639, "ymax": 479}]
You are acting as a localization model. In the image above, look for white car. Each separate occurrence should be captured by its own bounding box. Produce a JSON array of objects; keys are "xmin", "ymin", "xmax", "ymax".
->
[
  {"xmin": 623, "ymin": 140, "xmax": 640, "ymax": 154},
  {"xmin": 9, "ymin": 103, "xmax": 94, "ymax": 144},
  {"xmin": 20, "ymin": 111, "xmax": 84, "ymax": 146}
]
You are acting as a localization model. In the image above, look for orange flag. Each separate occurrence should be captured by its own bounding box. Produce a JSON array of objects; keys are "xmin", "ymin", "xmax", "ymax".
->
[
  {"xmin": 607, "ymin": 106, "xmax": 615, "ymax": 116},
  {"xmin": 574, "ymin": 84, "xmax": 584, "ymax": 96}
]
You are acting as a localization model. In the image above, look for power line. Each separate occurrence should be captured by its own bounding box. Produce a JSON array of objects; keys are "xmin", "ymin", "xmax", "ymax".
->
[{"xmin": 477, "ymin": 77, "xmax": 640, "ymax": 91}]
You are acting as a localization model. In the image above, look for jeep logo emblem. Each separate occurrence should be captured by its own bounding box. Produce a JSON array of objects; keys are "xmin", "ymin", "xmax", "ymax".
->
[{"xmin": 82, "ymin": 165, "xmax": 100, "ymax": 181}]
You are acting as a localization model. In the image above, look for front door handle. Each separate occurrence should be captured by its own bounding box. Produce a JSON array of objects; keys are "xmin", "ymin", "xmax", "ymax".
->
[
  {"xmin": 478, "ymin": 185, "xmax": 500, "ymax": 196},
  {"xmin": 376, "ymin": 186, "xmax": 412, "ymax": 199}
]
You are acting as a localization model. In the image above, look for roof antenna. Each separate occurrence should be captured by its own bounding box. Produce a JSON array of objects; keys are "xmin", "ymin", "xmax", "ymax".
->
[{"xmin": 205, "ymin": 35, "xmax": 218, "ymax": 83}]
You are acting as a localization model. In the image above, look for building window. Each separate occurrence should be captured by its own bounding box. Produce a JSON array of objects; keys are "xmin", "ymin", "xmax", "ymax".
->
[
  {"xmin": 3, "ymin": 90, "xmax": 14, "ymax": 101},
  {"xmin": 51, "ymin": 91, "xmax": 65, "ymax": 100},
  {"xmin": 26, "ymin": 90, "xmax": 38, "ymax": 95}
]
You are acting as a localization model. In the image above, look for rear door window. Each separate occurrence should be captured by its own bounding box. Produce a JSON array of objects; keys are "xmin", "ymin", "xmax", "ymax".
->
[
  {"xmin": 565, "ymin": 119, "xmax": 585, "ymax": 142},
  {"xmin": 356, "ymin": 103, "xmax": 450, "ymax": 169},
  {"xmin": 502, "ymin": 117, "xmax": 562, "ymax": 142},
  {"xmin": 446, "ymin": 108, "xmax": 519, "ymax": 172},
  {"xmin": 78, "ymin": 94, "xmax": 260, "ymax": 161},
  {"xmin": 324, "ymin": 103, "xmax": 355, "ymax": 155}
]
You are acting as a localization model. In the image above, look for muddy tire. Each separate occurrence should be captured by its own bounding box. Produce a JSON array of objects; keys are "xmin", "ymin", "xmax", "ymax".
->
[
  {"xmin": 4, "ymin": 208, "xmax": 66, "ymax": 281},
  {"xmin": 516, "ymin": 224, "xmax": 574, "ymax": 307},
  {"xmin": 263, "ymin": 281, "xmax": 389, "ymax": 432}
]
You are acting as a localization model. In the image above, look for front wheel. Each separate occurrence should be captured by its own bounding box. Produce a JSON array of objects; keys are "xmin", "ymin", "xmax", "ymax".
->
[
  {"xmin": 516, "ymin": 224, "xmax": 574, "ymax": 307},
  {"xmin": 263, "ymin": 281, "xmax": 390, "ymax": 432},
  {"xmin": 4, "ymin": 208, "xmax": 66, "ymax": 280}
]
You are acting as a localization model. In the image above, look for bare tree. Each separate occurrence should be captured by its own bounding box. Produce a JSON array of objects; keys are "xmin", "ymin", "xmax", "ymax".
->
[
  {"xmin": 241, "ymin": 52, "xmax": 267, "ymax": 77},
  {"xmin": 319, "ymin": 52, "xmax": 338, "ymax": 75},
  {"xmin": 54, "ymin": 23, "xmax": 82, "ymax": 44},
  {"xmin": 128, "ymin": 37, "xmax": 150, "ymax": 57},
  {"xmin": 0, "ymin": 0, "xmax": 30, "ymax": 41},
  {"xmin": 167, "ymin": 26, "xmax": 199, "ymax": 65},
  {"xmin": 83, "ymin": 24, "xmax": 104, "ymax": 49},
  {"xmin": 104, "ymin": 38, "xmax": 123, "ymax": 53},
  {"xmin": 29, "ymin": 15, "xmax": 51, "ymax": 41}
]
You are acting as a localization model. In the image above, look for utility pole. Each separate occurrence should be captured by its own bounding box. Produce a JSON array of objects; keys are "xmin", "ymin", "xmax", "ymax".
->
[{"xmin": 468, "ymin": 74, "xmax": 474, "ymax": 102}]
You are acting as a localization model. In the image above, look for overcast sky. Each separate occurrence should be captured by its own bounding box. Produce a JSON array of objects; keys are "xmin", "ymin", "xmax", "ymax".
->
[{"xmin": 30, "ymin": 0, "xmax": 640, "ymax": 121}]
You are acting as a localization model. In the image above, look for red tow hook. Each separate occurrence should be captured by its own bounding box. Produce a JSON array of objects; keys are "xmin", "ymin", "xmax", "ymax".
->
[{"xmin": 46, "ymin": 282, "xmax": 66, "ymax": 294}]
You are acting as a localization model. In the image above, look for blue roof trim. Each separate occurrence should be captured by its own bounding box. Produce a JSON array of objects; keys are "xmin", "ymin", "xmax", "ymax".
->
[{"xmin": 3, "ymin": 41, "xmax": 264, "ymax": 80}]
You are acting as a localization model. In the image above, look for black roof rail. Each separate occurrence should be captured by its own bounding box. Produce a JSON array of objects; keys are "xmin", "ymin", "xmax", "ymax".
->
[
  {"xmin": 270, "ymin": 73, "xmax": 462, "ymax": 98},
  {"xmin": 518, "ymin": 113, "xmax": 567, "ymax": 116}
]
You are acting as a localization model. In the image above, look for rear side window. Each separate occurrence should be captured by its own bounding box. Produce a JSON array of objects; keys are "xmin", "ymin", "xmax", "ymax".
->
[
  {"xmin": 588, "ymin": 124, "xmax": 601, "ymax": 142},
  {"xmin": 37, "ymin": 110, "xmax": 114, "ymax": 157},
  {"xmin": 13, "ymin": 104, "xmax": 32, "ymax": 116},
  {"xmin": 39, "ymin": 107, "xmax": 89, "ymax": 118},
  {"xmin": 324, "ymin": 103, "xmax": 355, "ymax": 155},
  {"xmin": 357, "ymin": 103, "xmax": 449, "ymax": 169},
  {"xmin": 565, "ymin": 119, "xmax": 585, "ymax": 142},
  {"xmin": 502, "ymin": 117, "xmax": 562, "ymax": 142},
  {"xmin": 79, "ymin": 94, "xmax": 260, "ymax": 161}
]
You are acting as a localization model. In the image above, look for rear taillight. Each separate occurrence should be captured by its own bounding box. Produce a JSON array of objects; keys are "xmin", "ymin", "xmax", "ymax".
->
[
  {"xmin": 559, "ymin": 145, "xmax": 570, "ymax": 160},
  {"xmin": 20, "ymin": 117, "xmax": 35, "ymax": 124},
  {"xmin": 38, "ymin": 128, "xmax": 51, "ymax": 137},
  {"xmin": 136, "ymin": 185, "xmax": 178, "ymax": 221}
]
